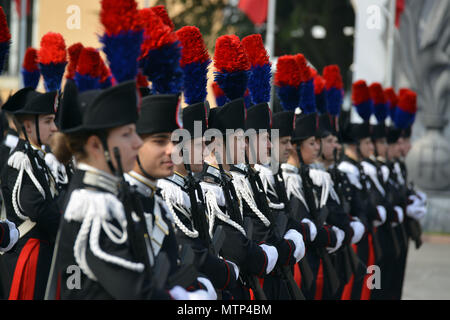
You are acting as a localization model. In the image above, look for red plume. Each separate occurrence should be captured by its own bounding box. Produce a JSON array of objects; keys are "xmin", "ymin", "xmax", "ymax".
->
[
  {"xmin": 213, "ymin": 35, "xmax": 250, "ymax": 73},
  {"xmin": 351, "ymin": 80, "xmax": 371, "ymax": 105},
  {"xmin": 138, "ymin": 8, "xmax": 177, "ymax": 58},
  {"xmin": 241, "ymin": 34, "xmax": 270, "ymax": 67},
  {"xmin": 313, "ymin": 74, "xmax": 326, "ymax": 95},
  {"xmin": 384, "ymin": 87, "xmax": 398, "ymax": 108},
  {"xmin": 100, "ymin": 0, "xmax": 142, "ymax": 36},
  {"xmin": 0, "ymin": 6, "xmax": 11, "ymax": 43},
  {"xmin": 294, "ymin": 54, "xmax": 312, "ymax": 82},
  {"xmin": 323, "ymin": 64, "xmax": 343, "ymax": 90},
  {"xmin": 38, "ymin": 32, "xmax": 67, "ymax": 65},
  {"xmin": 136, "ymin": 71, "xmax": 149, "ymax": 88},
  {"xmin": 76, "ymin": 47, "xmax": 102, "ymax": 77},
  {"xmin": 176, "ymin": 26, "xmax": 210, "ymax": 67},
  {"xmin": 397, "ymin": 89, "xmax": 417, "ymax": 113},
  {"xmin": 22, "ymin": 48, "xmax": 39, "ymax": 72},
  {"xmin": 369, "ymin": 82, "xmax": 387, "ymax": 104},
  {"xmin": 150, "ymin": 5, "xmax": 174, "ymax": 31},
  {"xmin": 66, "ymin": 43, "xmax": 84, "ymax": 79},
  {"xmin": 274, "ymin": 55, "xmax": 301, "ymax": 87},
  {"xmin": 212, "ymin": 81, "xmax": 225, "ymax": 97}
]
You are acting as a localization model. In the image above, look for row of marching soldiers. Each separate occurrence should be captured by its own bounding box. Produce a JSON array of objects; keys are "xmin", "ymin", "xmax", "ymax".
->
[{"xmin": 0, "ymin": 2, "xmax": 427, "ymax": 300}]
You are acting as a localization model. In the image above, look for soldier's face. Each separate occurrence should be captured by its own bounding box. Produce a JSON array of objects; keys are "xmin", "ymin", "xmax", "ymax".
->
[
  {"xmin": 24, "ymin": 114, "xmax": 58, "ymax": 146},
  {"xmin": 276, "ymin": 136, "xmax": 293, "ymax": 164},
  {"xmin": 375, "ymin": 138, "xmax": 388, "ymax": 158},
  {"xmin": 179, "ymin": 137, "xmax": 205, "ymax": 173},
  {"xmin": 300, "ymin": 136, "xmax": 320, "ymax": 165},
  {"xmin": 138, "ymin": 132, "xmax": 175, "ymax": 179},
  {"xmin": 321, "ymin": 134, "xmax": 338, "ymax": 162},
  {"xmin": 107, "ymin": 124, "xmax": 143, "ymax": 173},
  {"xmin": 359, "ymin": 137, "xmax": 374, "ymax": 158},
  {"xmin": 398, "ymin": 137, "xmax": 411, "ymax": 157}
]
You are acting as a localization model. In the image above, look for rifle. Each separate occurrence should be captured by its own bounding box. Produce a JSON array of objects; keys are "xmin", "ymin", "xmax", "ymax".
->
[
  {"xmin": 113, "ymin": 148, "xmax": 170, "ymax": 291},
  {"xmin": 273, "ymin": 167, "xmax": 314, "ymax": 291},
  {"xmin": 184, "ymin": 162, "xmax": 225, "ymax": 256},
  {"xmin": 296, "ymin": 146, "xmax": 340, "ymax": 297},
  {"xmin": 243, "ymin": 157, "xmax": 305, "ymax": 300},
  {"xmin": 215, "ymin": 156, "xmax": 267, "ymax": 300}
]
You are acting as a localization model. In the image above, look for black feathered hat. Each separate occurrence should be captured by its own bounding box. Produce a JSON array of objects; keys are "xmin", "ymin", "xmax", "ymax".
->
[
  {"xmin": 83, "ymin": 80, "xmax": 139, "ymax": 130},
  {"xmin": 136, "ymin": 94, "xmax": 181, "ymax": 136},
  {"xmin": 2, "ymin": 87, "xmax": 40, "ymax": 114},
  {"xmin": 14, "ymin": 91, "xmax": 58, "ymax": 115},
  {"xmin": 182, "ymin": 101, "xmax": 209, "ymax": 138},
  {"xmin": 291, "ymin": 112, "xmax": 318, "ymax": 143},
  {"xmin": 272, "ymin": 111, "xmax": 295, "ymax": 138},
  {"xmin": 208, "ymin": 98, "xmax": 246, "ymax": 136},
  {"xmin": 245, "ymin": 102, "xmax": 271, "ymax": 131}
]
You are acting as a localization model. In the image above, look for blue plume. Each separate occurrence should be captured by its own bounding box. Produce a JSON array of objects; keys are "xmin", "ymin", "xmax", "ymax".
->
[
  {"xmin": 354, "ymin": 100, "xmax": 374, "ymax": 122},
  {"xmin": 394, "ymin": 107, "xmax": 416, "ymax": 129},
  {"xmin": 100, "ymin": 30, "xmax": 143, "ymax": 84},
  {"xmin": 74, "ymin": 73, "xmax": 100, "ymax": 92},
  {"xmin": 276, "ymin": 86, "xmax": 300, "ymax": 111},
  {"xmin": 374, "ymin": 103, "xmax": 389, "ymax": 124},
  {"xmin": 326, "ymin": 87, "xmax": 343, "ymax": 116},
  {"xmin": 299, "ymin": 78, "xmax": 316, "ymax": 114},
  {"xmin": 22, "ymin": 69, "xmax": 41, "ymax": 89},
  {"xmin": 39, "ymin": 62, "xmax": 67, "ymax": 92},
  {"xmin": 248, "ymin": 63, "xmax": 272, "ymax": 105},
  {"xmin": 214, "ymin": 70, "xmax": 249, "ymax": 101},
  {"xmin": 181, "ymin": 60, "xmax": 210, "ymax": 105},
  {"xmin": 315, "ymin": 91, "xmax": 328, "ymax": 114},
  {"xmin": 0, "ymin": 41, "xmax": 9, "ymax": 76},
  {"xmin": 140, "ymin": 41, "xmax": 184, "ymax": 94}
]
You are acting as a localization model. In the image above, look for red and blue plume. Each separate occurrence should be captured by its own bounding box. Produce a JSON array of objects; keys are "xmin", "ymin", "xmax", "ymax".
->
[
  {"xmin": 98, "ymin": 55, "xmax": 114, "ymax": 89},
  {"xmin": 38, "ymin": 32, "xmax": 67, "ymax": 92},
  {"xmin": 0, "ymin": 6, "xmax": 11, "ymax": 76},
  {"xmin": 74, "ymin": 47, "xmax": 102, "ymax": 92},
  {"xmin": 323, "ymin": 64, "xmax": 343, "ymax": 117},
  {"xmin": 176, "ymin": 26, "xmax": 211, "ymax": 105},
  {"xmin": 213, "ymin": 35, "xmax": 250, "ymax": 101},
  {"xmin": 313, "ymin": 72, "xmax": 328, "ymax": 114},
  {"xmin": 66, "ymin": 43, "xmax": 84, "ymax": 80},
  {"xmin": 241, "ymin": 34, "xmax": 272, "ymax": 107},
  {"xmin": 138, "ymin": 8, "xmax": 183, "ymax": 94},
  {"xmin": 150, "ymin": 5, "xmax": 175, "ymax": 31},
  {"xmin": 21, "ymin": 48, "xmax": 41, "ymax": 89},
  {"xmin": 384, "ymin": 87, "xmax": 398, "ymax": 120},
  {"xmin": 99, "ymin": 0, "xmax": 143, "ymax": 84},
  {"xmin": 369, "ymin": 82, "xmax": 388, "ymax": 124},
  {"xmin": 295, "ymin": 54, "xmax": 315, "ymax": 114},
  {"xmin": 211, "ymin": 81, "xmax": 228, "ymax": 107},
  {"xmin": 274, "ymin": 55, "xmax": 301, "ymax": 111},
  {"xmin": 351, "ymin": 80, "xmax": 373, "ymax": 122},
  {"xmin": 394, "ymin": 88, "xmax": 417, "ymax": 129}
]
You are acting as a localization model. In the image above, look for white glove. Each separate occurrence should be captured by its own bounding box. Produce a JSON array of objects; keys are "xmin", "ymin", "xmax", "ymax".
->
[
  {"xmin": 225, "ymin": 259, "xmax": 240, "ymax": 280},
  {"xmin": 301, "ymin": 218, "xmax": 317, "ymax": 241},
  {"xmin": 283, "ymin": 229, "xmax": 305, "ymax": 262},
  {"xmin": 415, "ymin": 190, "xmax": 427, "ymax": 205},
  {"xmin": 350, "ymin": 220, "xmax": 365, "ymax": 244},
  {"xmin": 0, "ymin": 219, "xmax": 19, "ymax": 253},
  {"xmin": 406, "ymin": 200, "xmax": 427, "ymax": 220},
  {"xmin": 169, "ymin": 286, "xmax": 210, "ymax": 300},
  {"xmin": 391, "ymin": 206, "xmax": 404, "ymax": 226},
  {"xmin": 259, "ymin": 243, "xmax": 278, "ymax": 274},
  {"xmin": 327, "ymin": 226, "xmax": 345, "ymax": 254},
  {"xmin": 197, "ymin": 277, "xmax": 217, "ymax": 300},
  {"xmin": 373, "ymin": 206, "xmax": 387, "ymax": 227}
]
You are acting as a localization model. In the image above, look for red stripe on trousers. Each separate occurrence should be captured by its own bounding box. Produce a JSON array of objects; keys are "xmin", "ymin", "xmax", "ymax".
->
[
  {"xmin": 294, "ymin": 263, "xmax": 302, "ymax": 287},
  {"xmin": 314, "ymin": 259, "xmax": 324, "ymax": 300},
  {"xmin": 360, "ymin": 232, "xmax": 375, "ymax": 300},
  {"xmin": 8, "ymin": 238, "xmax": 41, "ymax": 300},
  {"xmin": 341, "ymin": 244, "xmax": 358, "ymax": 300}
]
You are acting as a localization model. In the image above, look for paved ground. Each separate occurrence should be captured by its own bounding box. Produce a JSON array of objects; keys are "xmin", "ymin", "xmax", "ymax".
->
[{"xmin": 402, "ymin": 234, "xmax": 450, "ymax": 300}]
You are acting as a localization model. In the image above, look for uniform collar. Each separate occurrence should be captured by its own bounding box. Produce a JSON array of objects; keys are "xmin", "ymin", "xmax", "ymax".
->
[
  {"xmin": 125, "ymin": 170, "xmax": 157, "ymax": 198},
  {"xmin": 77, "ymin": 162, "xmax": 120, "ymax": 195}
]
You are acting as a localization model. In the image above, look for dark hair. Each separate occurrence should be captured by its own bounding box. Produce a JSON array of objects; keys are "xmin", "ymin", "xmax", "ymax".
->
[{"xmin": 60, "ymin": 129, "xmax": 112, "ymax": 163}]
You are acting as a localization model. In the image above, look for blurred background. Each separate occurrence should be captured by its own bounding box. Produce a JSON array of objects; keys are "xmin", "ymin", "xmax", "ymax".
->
[{"xmin": 0, "ymin": 0, "xmax": 449, "ymax": 298}]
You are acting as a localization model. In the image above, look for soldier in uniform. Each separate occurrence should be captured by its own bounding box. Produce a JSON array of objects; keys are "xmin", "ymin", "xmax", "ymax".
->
[{"xmin": 0, "ymin": 88, "xmax": 60, "ymax": 300}]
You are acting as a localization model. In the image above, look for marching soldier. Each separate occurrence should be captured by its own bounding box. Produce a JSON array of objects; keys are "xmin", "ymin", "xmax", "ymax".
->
[{"xmin": 0, "ymin": 88, "xmax": 60, "ymax": 300}]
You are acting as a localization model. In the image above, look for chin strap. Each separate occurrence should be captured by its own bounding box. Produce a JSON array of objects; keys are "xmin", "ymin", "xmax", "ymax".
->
[
  {"xmin": 136, "ymin": 156, "xmax": 157, "ymax": 181},
  {"xmin": 34, "ymin": 115, "xmax": 42, "ymax": 147},
  {"xmin": 97, "ymin": 132, "xmax": 117, "ymax": 175}
]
